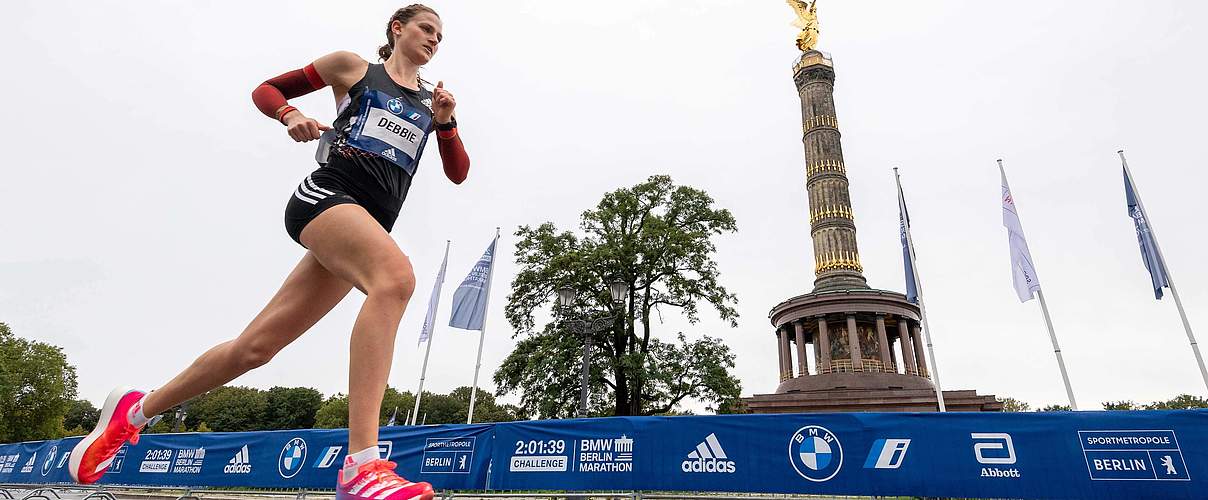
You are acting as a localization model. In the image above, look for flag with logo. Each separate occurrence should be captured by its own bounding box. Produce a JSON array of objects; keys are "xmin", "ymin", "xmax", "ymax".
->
[
  {"xmin": 999, "ymin": 165, "xmax": 1042, "ymax": 302},
  {"xmin": 897, "ymin": 178, "xmax": 919, "ymax": 304},
  {"xmin": 449, "ymin": 235, "xmax": 498, "ymax": 331},
  {"xmin": 1124, "ymin": 167, "xmax": 1170, "ymax": 299},
  {"xmin": 419, "ymin": 246, "xmax": 450, "ymax": 345}
]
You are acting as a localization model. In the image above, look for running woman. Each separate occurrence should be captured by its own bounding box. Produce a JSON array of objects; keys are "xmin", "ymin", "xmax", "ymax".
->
[{"xmin": 69, "ymin": 5, "xmax": 468, "ymax": 500}]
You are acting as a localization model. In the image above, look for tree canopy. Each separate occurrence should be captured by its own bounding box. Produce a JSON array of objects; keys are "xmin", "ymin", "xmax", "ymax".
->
[
  {"xmin": 0, "ymin": 323, "xmax": 78, "ymax": 441},
  {"xmin": 496, "ymin": 175, "xmax": 743, "ymax": 418}
]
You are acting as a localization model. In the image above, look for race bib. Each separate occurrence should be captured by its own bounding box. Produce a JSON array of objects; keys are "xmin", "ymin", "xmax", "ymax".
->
[{"xmin": 346, "ymin": 90, "xmax": 433, "ymax": 175}]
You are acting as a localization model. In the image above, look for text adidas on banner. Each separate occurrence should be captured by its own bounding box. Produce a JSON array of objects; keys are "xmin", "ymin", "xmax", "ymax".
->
[
  {"xmin": 682, "ymin": 433, "xmax": 735, "ymax": 473},
  {"xmin": 224, "ymin": 445, "xmax": 252, "ymax": 474}
]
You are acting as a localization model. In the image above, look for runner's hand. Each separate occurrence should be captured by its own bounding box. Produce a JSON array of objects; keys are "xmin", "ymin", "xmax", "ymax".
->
[
  {"xmin": 433, "ymin": 80, "xmax": 456, "ymax": 124},
  {"xmin": 283, "ymin": 112, "xmax": 331, "ymax": 142}
]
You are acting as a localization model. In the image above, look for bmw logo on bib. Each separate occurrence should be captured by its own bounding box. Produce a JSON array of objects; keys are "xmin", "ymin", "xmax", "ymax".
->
[
  {"xmin": 788, "ymin": 425, "xmax": 843, "ymax": 482},
  {"xmin": 278, "ymin": 437, "xmax": 308, "ymax": 479},
  {"xmin": 387, "ymin": 97, "xmax": 404, "ymax": 115}
]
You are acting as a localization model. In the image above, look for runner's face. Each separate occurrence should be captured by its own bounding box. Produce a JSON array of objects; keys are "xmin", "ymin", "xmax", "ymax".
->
[{"xmin": 394, "ymin": 13, "xmax": 442, "ymax": 65}]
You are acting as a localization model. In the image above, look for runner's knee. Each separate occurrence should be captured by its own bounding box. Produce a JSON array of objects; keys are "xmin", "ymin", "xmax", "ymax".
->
[
  {"xmin": 365, "ymin": 257, "xmax": 416, "ymax": 303},
  {"xmin": 236, "ymin": 337, "xmax": 282, "ymax": 370}
]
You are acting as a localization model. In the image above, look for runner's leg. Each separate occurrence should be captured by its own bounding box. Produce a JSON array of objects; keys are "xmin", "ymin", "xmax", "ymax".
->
[
  {"xmin": 300, "ymin": 203, "xmax": 416, "ymax": 452},
  {"xmin": 141, "ymin": 253, "xmax": 354, "ymax": 415}
]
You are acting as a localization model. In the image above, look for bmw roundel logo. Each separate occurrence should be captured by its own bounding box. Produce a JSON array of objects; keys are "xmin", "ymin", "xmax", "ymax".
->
[
  {"xmin": 278, "ymin": 437, "xmax": 308, "ymax": 479},
  {"xmin": 788, "ymin": 425, "xmax": 843, "ymax": 482},
  {"xmin": 41, "ymin": 445, "xmax": 58, "ymax": 476},
  {"xmin": 387, "ymin": 98, "xmax": 404, "ymax": 115}
]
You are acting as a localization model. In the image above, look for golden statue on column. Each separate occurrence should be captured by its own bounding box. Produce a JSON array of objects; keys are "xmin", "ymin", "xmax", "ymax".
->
[{"xmin": 787, "ymin": 0, "xmax": 820, "ymax": 51}]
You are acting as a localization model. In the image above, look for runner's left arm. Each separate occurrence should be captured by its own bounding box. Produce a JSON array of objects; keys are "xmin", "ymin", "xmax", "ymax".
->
[{"xmin": 431, "ymin": 81, "xmax": 469, "ymax": 184}]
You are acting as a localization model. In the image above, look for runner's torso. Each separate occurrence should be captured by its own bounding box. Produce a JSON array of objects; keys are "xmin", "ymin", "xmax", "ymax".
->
[{"xmin": 317, "ymin": 63, "xmax": 436, "ymax": 201}]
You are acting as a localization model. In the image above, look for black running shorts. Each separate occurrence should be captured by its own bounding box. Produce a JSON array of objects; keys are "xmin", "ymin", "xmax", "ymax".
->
[{"xmin": 283, "ymin": 155, "xmax": 403, "ymax": 247}]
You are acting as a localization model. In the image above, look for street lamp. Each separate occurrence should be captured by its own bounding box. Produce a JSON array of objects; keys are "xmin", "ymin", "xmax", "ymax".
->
[{"xmin": 556, "ymin": 280, "xmax": 629, "ymax": 418}]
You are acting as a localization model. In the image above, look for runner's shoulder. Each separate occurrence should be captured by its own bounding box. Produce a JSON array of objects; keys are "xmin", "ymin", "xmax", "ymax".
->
[{"xmin": 313, "ymin": 51, "xmax": 371, "ymax": 88}]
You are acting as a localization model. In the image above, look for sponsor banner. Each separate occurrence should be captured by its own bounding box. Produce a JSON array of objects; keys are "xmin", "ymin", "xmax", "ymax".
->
[
  {"xmin": 0, "ymin": 425, "xmax": 491, "ymax": 490},
  {"xmin": 1, "ymin": 411, "xmax": 1205, "ymax": 499},
  {"xmin": 487, "ymin": 411, "xmax": 1207, "ymax": 499}
]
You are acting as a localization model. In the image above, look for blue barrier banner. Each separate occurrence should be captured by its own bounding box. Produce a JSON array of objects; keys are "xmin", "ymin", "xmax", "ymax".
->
[
  {"xmin": 0, "ymin": 424, "xmax": 493, "ymax": 490},
  {"xmin": 2, "ymin": 411, "xmax": 1205, "ymax": 499},
  {"xmin": 489, "ymin": 411, "xmax": 1206, "ymax": 499}
]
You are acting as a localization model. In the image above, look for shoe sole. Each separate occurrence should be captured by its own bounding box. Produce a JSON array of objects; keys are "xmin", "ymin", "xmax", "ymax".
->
[{"xmin": 69, "ymin": 386, "xmax": 135, "ymax": 484}]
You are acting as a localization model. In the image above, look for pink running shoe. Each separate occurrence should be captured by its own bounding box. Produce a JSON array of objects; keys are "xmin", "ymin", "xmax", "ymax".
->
[
  {"xmin": 68, "ymin": 387, "xmax": 147, "ymax": 484},
  {"xmin": 337, "ymin": 459, "xmax": 434, "ymax": 500}
]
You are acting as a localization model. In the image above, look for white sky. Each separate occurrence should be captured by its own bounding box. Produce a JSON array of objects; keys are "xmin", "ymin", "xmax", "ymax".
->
[{"xmin": 2, "ymin": 1, "xmax": 1206, "ymax": 414}]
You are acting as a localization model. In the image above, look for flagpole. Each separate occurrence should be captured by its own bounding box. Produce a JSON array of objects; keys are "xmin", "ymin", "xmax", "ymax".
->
[
  {"xmin": 1035, "ymin": 289, "xmax": 1078, "ymax": 409},
  {"xmin": 1119, "ymin": 150, "xmax": 1208, "ymax": 391},
  {"xmin": 895, "ymin": 168, "xmax": 946, "ymax": 412},
  {"xmin": 467, "ymin": 228, "xmax": 501, "ymax": 424},
  {"xmin": 998, "ymin": 159, "xmax": 1078, "ymax": 410},
  {"xmin": 412, "ymin": 240, "xmax": 451, "ymax": 425}
]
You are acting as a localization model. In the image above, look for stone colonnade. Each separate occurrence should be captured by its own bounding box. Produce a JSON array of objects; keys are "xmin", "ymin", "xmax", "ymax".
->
[{"xmin": 776, "ymin": 313, "xmax": 929, "ymax": 381}]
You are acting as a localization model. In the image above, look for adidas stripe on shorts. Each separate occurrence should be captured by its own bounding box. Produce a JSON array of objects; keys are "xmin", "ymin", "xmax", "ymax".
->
[{"xmin": 283, "ymin": 155, "xmax": 404, "ymax": 247}]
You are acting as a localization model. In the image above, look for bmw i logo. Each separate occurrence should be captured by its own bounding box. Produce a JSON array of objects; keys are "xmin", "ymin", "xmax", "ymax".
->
[
  {"xmin": 789, "ymin": 425, "xmax": 843, "ymax": 482},
  {"xmin": 387, "ymin": 98, "xmax": 404, "ymax": 115},
  {"xmin": 278, "ymin": 437, "xmax": 307, "ymax": 479}
]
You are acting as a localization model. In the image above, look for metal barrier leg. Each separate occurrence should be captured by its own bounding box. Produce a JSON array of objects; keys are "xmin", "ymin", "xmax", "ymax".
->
[
  {"xmin": 80, "ymin": 490, "xmax": 116, "ymax": 500},
  {"xmin": 294, "ymin": 488, "xmax": 308, "ymax": 500},
  {"xmin": 174, "ymin": 488, "xmax": 200, "ymax": 500},
  {"xmin": 0, "ymin": 488, "xmax": 12, "ymax": 499},
  {"xmin": 20, "ymin": 488, "xmax": 55, "ymax": 500}
]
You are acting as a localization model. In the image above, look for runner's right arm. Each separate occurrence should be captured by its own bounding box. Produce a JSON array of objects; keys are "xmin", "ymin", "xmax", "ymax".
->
[{"xmin": 251, "ymin": 51, "xmax": 367, "ymax": 142}]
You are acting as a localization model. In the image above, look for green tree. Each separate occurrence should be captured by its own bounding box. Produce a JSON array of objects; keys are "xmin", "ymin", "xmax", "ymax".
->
[
  {"xmin": 1145, "ymin": 394, "xmax": 1208, "ymax": 410},
  {"xmin": 1102, "ymin": 400, "xmax": 1137, "ymax": 410},
  {"xmin": 0, "ymin": 323, "xmax": 78, "ymax": 441},
  {"xmin": 1038, "ymin": 404, "xmax": 1073, "ymax": 412},
  {"xmin": 314, "ymin": 393, "xmax": 350, "ymax": 428},
  {"xmin": 314, "ymin": 387, "xmax": 421, "ymax": 428},
  {"xmin": 185, "ymin": 386, "xmax": 268, "ymax": 431},
  {"xmin": 63, "ymin": 398, "xmax": 100, "ymax": 431},
  {"xmin": 265, "ymin": 387, "xmax": 324, "ymax": 429},
  {"xmin": 497, "ymin": 176, "xmax": 742, "ymax": 418},
  {"xmin": 381, "ymin": 387, "xmax": 416, "ymax": 425},
  {"xmin": 997, "ymin": 397, "xmax": 1031, "ymax": 412}
]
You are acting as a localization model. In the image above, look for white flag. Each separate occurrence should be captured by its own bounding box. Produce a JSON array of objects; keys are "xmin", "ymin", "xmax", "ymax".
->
[
  {"xmin": 419, "ymin": 247, "xmax": 450, "ymax": 345},
  {"xmin": 1000, "ymin": 164, "xmax": 1042, "ymax": 302}
]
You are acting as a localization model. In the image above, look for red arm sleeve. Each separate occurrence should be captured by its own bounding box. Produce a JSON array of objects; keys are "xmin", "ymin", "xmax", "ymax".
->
[
  {"xmin": 437, "ymin": 128, "xmax": 470, "ymax": 184},
  {"xmin": 251, "ymin": 64, "xmax": 327, "ymax": 120}
]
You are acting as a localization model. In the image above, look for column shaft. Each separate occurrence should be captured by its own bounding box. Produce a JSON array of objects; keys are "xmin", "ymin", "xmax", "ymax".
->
[
  {"xmin": 875, "ymin": 314, "xmax": 891, "ymax": 373},
  {"xmin": 812, "ymin": 328, "xmax": 821, "ymax": 373},
  {"xmin": 898, "ymin": 318, "xmax": 917, "ymax": 376},
  {"xmin": 794, "ymin": 321, "xmax": 809, "ymax": 376},
  {"xmin": 846, "ymin": 315, "xmax": 862, "ymax": 371},
  {"xmin": 817, "ymin": 317, "xmax": 831, "ymax": 374},
  {"xmin": 911, "ymin": 324, "xmax": 929, "ymax": 378},
  {"xmin": 775, "ymin": 328, "xmax": 787, "ymax": 381}
]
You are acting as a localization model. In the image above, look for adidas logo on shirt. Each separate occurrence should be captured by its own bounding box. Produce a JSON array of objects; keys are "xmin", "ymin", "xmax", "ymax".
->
[
  {"xmin": 681, "ymin": 433, "xmax": 736, "ymax": 473},
  {"xmin": 381, "ymin": 148, "xmax": 398, "ymax": 161},
  {"xmin": 224, "ymin": 445, "xmax": 251, "ymax": 474}
]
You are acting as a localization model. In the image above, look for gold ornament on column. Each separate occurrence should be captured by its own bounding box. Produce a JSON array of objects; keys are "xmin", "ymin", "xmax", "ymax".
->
[{"xmin": 787, "ymin": 0, "xmax": 820, "ymax": 51}]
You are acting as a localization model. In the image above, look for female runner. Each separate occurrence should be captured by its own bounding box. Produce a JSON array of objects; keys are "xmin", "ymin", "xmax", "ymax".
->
[{"xmin": 69, "ymin": 5, "xmax": 468, "ymax": 500}]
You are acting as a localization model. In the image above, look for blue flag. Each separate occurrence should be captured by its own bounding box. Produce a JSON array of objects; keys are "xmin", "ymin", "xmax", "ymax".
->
[
  {"xmin": 1124, "ymin": 167, "xmax": 1169, "ymax": 299},
  {"xmin": 449, "ymin": 236, "xmax": 498, "ymax": 330},
  {"xmin": 896, "ymin": 176, "xmax": 919, "ymax": 304}
]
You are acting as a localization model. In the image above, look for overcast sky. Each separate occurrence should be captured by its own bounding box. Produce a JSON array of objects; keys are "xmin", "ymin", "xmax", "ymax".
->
[{"xmin": 3, "ymin": 1, "xmax": 1206, "ymax": 415}]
